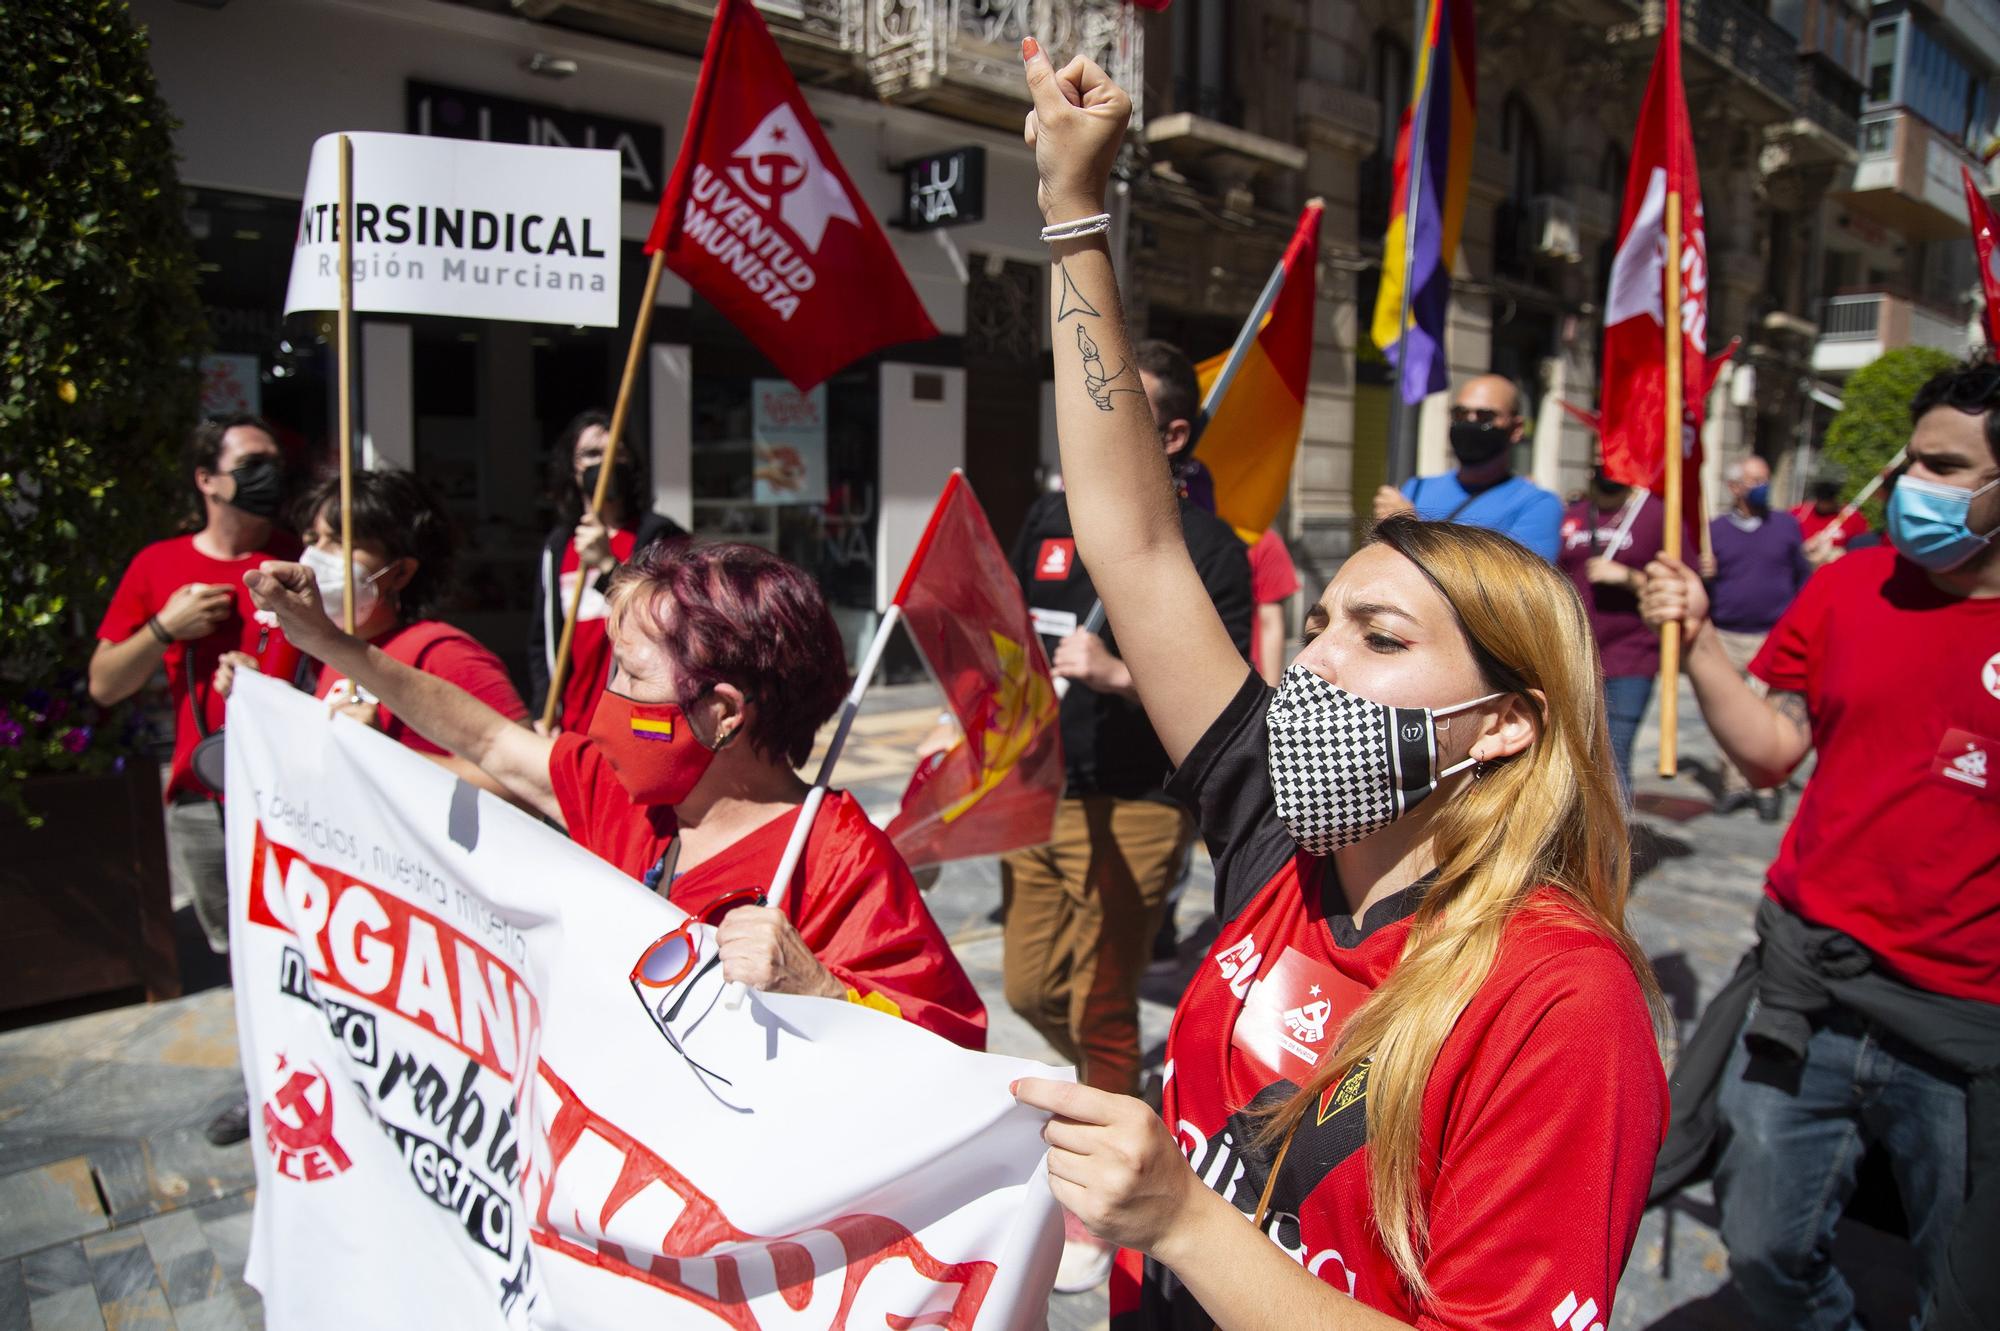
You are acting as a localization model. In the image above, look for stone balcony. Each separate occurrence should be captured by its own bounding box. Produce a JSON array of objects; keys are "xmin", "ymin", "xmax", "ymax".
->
[
  {"xmin": 500, "ymin": 0, "xmax": 1140, "ymax": 130},
  {"xmin": 861, "ymin": 0, "xmax": 1143, "ymax": 129}
]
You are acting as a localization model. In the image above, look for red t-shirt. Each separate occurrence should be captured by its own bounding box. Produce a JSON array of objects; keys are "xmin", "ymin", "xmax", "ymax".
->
[
  {"xmin": 546, "ymin": 737, "xmax": 987, "ymax": 1049},
  {"xmin": 97, "ymin": 531, "xmax": 303, "ymax": 802},
  {"xmin": 554, "ymin": 527, "xmax": 638, "ymax": 734},
  {"xmin": 1112, "ymin": 672, "xmax": 1665, "ymax": 1331},
  {"xmin": 1750, "ymin": 546, "xmax": 2000, "ymax": 1001},
  {"xmin": 314, "ymin": 620, "xmax": 527, "ymax": 757},
  {"xmin": 1246, "ymin": 530, "xmax": 1302, "ymax": 680},
  {"xmin": 1792, "ymin": 504, "xmax": 1868, "ymax": 551}
]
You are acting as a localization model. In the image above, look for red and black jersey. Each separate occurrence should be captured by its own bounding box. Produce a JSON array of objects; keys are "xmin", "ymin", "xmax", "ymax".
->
[{"xmin": 1113, "ymin": 671, "xmax": 1666, "ymax": 1331}]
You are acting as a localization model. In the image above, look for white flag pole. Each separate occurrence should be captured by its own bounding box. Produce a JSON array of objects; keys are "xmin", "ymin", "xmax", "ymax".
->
[
  {"xmin": 721, "ymin": 602, "xmax": 903, "ymax": 1008},
  {"xmin": 1051, "ymin": 598, "xmax": 1108, "ymax": 701}
]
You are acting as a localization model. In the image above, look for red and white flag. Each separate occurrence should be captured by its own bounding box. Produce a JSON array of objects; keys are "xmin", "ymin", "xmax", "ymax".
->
[
  {"xmin": 1965, "ymin": 166, "xmax": 2000, "ymax": 349},
  {"xmin": 886, "ymin": 474, "xmax": 1063, "ymax": 870},
  {"xmin": 648, "ymin": 0, "xmax": 937, "ymax": 390},
  {"xmin": 1599, "ymin": 0, "xmax": 1716, "ymax": 535}
]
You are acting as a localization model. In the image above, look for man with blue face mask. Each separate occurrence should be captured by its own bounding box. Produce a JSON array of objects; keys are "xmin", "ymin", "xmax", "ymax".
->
[{"xmin": 1641, "ymin": 356, "xmax": 2000, "ymax": 1331}]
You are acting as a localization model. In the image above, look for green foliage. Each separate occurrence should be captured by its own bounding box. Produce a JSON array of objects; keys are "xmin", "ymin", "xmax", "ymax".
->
[
  {"xmin": 1820, "ymin": 346, "xmax": 1959, "ymax": 527},
  {"xmin": 0, "ymin": 0, "xmax": 207, "ymax": 813}
]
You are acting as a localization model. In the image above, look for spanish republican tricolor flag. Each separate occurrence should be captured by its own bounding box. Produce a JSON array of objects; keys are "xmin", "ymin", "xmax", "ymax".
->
[
  {"xmin": 1194, "ymin": 199, "xmax": 1324, "ymax": 544},
  {"xmin": 1369, "ymin": 0, "xmax": 1476, "ymax": 405}
]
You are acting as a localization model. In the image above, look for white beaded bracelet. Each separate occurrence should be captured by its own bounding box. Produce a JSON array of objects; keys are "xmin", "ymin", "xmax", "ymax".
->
[{"xmin": 1040, "ymin": 212, "xmax": 1112, "ymax": 243}]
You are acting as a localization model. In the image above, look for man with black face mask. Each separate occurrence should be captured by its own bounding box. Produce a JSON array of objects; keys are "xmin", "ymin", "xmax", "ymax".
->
[
  {"xmin": 1372, "ymin": 374, "xmax": 1564, "ymax": 561},
  {"xmin": 91, "ymin": 414, "xmax": 303, "ymax": 957}
]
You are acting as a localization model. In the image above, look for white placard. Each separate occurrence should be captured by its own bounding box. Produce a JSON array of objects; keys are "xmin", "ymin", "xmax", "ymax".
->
[
  {"xmin": 284, "ymin": 132, "xmax": 621, "ymax": 327},
  {"xmin": 223, "ymin": 673, "xmax": 1064, "ymax": 1330}
]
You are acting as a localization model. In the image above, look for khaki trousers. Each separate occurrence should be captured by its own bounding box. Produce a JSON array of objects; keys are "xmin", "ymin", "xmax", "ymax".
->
[
  {"xmin": 1713, "ymin": 628, "xmax": 1772, "ymax": 796},
  {"xmin": 1001, "ymin": 796, "xmax": 1193, "ymax": 1095}
]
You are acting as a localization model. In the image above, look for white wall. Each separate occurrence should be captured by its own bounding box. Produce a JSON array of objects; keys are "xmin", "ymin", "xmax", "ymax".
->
[
  {"xmin": 875, "ymin": 365, "xmax": 966, "ymax": 611},
  {"xmin": 359, "ymin": 320, "xmax": 413, "ymax": 470},
  {"xmin": 648, "ymin": 344, "xmax": 693, "ymax": 528}
]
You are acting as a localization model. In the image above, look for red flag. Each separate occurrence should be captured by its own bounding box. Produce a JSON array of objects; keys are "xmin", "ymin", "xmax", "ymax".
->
[
  {"xmin": 647, "ymin": 0, "xmax": 937, "ymax": 390},
  {"xmin": 885, "ymin": 474, "xmax": 1062, "ymax": 870},
  {"xmin": 1599, "ymin": 0, "xmax": 1712, "ymax": 534},
  {"xmin": 1965, "ymin": 166, "xmax": 2000, "ymax": 349}
]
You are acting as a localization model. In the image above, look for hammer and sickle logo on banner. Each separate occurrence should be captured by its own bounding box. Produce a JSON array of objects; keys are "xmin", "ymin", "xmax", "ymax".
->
[
  {"xmin": 724, "ymin": 105, "xmax": 858, "ymax": 253},
  {"xmin": 262, "ymin": 1057, "xmax": 341, "ymax": 1153}
]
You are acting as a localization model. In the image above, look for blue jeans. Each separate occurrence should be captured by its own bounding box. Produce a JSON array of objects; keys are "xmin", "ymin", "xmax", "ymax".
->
[
  {"xmin": 1602, "ymin": 673, "xmax": 1653, "ymax": 799},
  {"xmin": 1714, "ymin": 1005, "xmax": 1968, "ymax": 1330}
]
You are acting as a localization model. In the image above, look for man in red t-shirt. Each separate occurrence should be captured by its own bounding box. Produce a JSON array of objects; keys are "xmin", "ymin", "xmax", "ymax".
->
[
  {"xmin": 90, "ymin": 414, "xmax": 301, "ymax": 956},
  {"xmin": 1792, "ymin": 472, "xmax": 1870, "ymax": 567},
  {"xmin": 1643, "ymin": 359, "xmax": 2000, "ymax": 1329}
]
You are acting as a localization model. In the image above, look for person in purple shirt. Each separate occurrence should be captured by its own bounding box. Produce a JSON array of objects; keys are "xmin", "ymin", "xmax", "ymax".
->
[
  {"xmin": 1557, "ymin": 468, "xmax": 1665, "ymax": 797},
  {"xmin": 1702, "ymin": 455, "xmax": 1810, "ymax": 819}
]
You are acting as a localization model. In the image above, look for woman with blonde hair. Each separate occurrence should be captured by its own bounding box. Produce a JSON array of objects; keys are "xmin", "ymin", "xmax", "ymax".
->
[{"xmin": 1010, "ymin": 42, "xmax": 1668, "ymax": 1329}]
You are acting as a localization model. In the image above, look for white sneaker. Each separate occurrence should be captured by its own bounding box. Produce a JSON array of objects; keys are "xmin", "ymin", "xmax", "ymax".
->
[{"xmin": 1053, "ymin": 1210, "xmax": 1113, "ymax": 1294}]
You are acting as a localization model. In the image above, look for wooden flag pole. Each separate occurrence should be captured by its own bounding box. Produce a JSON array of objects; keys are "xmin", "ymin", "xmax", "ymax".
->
[
  {"xmin": 337, "ymin": 134, "xmax": 357, "ymax": 636},
  {"xmin": 539, "ymin": 248, "xmax": 668, "ymax": 731},
  {"xmin": 1658, "ymin": 188, "xmax": 1684, "ymax": 779}
]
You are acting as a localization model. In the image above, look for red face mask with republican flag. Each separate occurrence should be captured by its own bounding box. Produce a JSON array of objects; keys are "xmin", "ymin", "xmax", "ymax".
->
[{"xmin": 587, "ymin": 691, "xmax": 719, "ymax": 807}]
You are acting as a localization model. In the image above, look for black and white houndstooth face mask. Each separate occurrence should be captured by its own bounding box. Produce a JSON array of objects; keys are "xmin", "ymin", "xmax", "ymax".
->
[{"xmin": 1265, "ymin": 665, "xmax": 1500, "ymax": 855}]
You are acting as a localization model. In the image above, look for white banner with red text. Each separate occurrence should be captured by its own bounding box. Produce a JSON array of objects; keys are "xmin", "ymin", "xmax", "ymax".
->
[{"xmin": 222, "ymin": 672, "xmax": 1062, "ymax": 1330}]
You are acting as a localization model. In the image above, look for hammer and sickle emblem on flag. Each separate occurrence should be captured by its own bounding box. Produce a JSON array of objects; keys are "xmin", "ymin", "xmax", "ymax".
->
[{"xmin": 724, "ymin": 105, "xmax": 858, "ymax": 252}]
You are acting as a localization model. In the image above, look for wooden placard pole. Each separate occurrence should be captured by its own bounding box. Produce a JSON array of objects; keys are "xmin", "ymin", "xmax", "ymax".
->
[
  {"xmin": 1658, "ymin": 188, "xmax": 1684, "ymax": 779},
  {"xmin": 539, "ymin": 247, "xmax": 669, "ymax": 730},
  {"xmin": 337, "ymin": 134, "xmax": 357, "ymax": 635}
]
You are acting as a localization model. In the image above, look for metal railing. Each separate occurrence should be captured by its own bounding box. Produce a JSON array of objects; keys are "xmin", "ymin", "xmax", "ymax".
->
[
  {"xmin": 1820, "ymin": 293, "xmax": 1881, "ymax": 340},
  {"xmin": 1625, "ymin": 0, "xmax": 1796, "ymax": 110},
  {"xmin": 1684, "ymin": 0, "xmax": 1796, "ymax": 107},
  {"xmin": 1793, "ymin": 53, "xmax": 1861, "ymax": 145}
]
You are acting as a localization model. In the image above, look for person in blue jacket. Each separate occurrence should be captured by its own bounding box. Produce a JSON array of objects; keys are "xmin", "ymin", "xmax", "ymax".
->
[{"xmin": 1373, "ymin": 374, "xmax": 1565, "ymax": 562}]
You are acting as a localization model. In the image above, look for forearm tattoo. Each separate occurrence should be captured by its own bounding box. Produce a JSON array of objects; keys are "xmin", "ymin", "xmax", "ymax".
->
[
  {"xmin": 1769, "ymin": 689, "xmax": 1811, "ymax": 746},
  {"xmin": 1056, "ymin": 259, "xmax": 1145, "ymax": 413}
]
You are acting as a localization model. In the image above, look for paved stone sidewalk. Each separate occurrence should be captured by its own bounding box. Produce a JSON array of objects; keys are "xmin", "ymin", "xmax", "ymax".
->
[{"xmin": 0, "ymin": 675, "xmax": 1921, "ymax": 1330}]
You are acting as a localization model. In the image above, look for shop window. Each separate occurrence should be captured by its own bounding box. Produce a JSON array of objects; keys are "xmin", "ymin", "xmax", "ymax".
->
[
  {"xmin": 687, "ymin": 305, "xmax": 881, "ymax": 628},
  {"xmin": 183, "ymin": 187, "xmax": 330, "ymax": 466}
]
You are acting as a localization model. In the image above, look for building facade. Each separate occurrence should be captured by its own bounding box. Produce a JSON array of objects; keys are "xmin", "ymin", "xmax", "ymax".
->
[
  {"xmin": 137, "ymin": 0, "xmax": 1998, "ymax": 678},
  {"xmin": 135, "ymin": 0, "xmax": 1143, "ymax": 681},
  {"xmin": 1130, "ymin": 0, "xmax": 1996, "ymax": 582}
]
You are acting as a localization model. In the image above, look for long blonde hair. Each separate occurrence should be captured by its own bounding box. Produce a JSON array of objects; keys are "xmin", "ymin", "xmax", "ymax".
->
[{"xmin": 1260, "ymin": 515, "xmax": 1667, "ymax": 1300}]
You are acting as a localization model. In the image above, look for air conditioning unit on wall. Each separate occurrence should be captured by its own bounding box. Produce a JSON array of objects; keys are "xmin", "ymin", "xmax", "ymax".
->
[{"xmin": 1529, "ymin": 195, "xmax": 1581, "ymax": 263}]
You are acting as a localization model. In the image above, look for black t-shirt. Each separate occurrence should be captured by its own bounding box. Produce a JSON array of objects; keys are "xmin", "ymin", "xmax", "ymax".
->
[{"xmin": 1008, "ymin": 491, "xmax": 1253, "ymax": 799}]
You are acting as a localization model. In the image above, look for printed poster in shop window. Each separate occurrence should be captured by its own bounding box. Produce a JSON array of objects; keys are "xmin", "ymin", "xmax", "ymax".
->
[{"xmin": 751, "ymin": 379, "xmax": 828, "ymax": 506}]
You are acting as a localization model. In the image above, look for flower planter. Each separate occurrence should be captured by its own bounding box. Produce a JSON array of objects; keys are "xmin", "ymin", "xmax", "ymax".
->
[{"xmin": 0, "ymin": 763, "xmax": 181, "ymax": 1014}]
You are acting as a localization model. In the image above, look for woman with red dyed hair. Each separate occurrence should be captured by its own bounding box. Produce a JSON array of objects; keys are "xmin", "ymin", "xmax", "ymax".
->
[{"xmin": 243, "ymin": 540, "xmax": 986, "ymax": 1050}]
